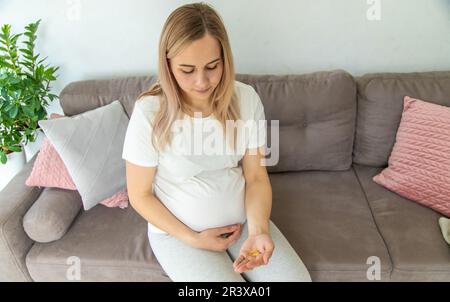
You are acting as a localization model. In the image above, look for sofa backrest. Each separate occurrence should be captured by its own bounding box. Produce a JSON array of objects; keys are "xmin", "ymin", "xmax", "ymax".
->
[
  {"xmin": 237, "ymin": 71, "xmax": 356, "ymax": 172},
  {"xmin": 353, "ymin": 71, "xmax": 450, "ymax": 167},
  {"xmin": 59, "ymin": 70, "xmax": 357, "ymax": 173},
  {"xmin": 60, "ymin": 76, "xmax": 158, "ymax": 117}
]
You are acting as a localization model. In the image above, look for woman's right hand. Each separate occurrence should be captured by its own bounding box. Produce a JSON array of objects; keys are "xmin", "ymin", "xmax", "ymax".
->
[{"xmin": 190, "ymin": 224, "xmax": 242, "ymax": 252}]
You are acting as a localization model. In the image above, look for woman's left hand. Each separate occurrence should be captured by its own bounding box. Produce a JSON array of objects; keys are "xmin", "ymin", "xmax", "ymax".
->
[{"xmin": 233, "ymin": 233, "xmax": 274, "ymax": 273}]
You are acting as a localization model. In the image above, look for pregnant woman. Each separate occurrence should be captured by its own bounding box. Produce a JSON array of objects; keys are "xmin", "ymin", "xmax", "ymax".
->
[{"xmin": 122, "ymin": 2, "xmax": 311, "ymax": 282}]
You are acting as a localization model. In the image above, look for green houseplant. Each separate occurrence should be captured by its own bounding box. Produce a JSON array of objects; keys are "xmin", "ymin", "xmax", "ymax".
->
[{"xmin": 0, "ymin": 19, "xmax": 59, "ymax": 165}]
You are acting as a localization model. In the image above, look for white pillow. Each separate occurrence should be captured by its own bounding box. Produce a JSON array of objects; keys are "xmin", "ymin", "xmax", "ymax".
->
[
  {"xmin": 38, "ymin": 100, "xmax": 129, "ymax": 210},
  {"xmin": 439, "ymin": 217, "xmax": 450, "ymax": 245}
]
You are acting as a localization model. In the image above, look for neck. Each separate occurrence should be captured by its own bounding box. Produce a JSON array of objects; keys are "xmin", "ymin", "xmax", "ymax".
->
[{"xmin": 183, "ymin": 94, "xmax": 213, "ymax": 115}]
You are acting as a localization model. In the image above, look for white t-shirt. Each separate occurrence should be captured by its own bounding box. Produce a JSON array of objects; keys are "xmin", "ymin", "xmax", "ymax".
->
[{"xmin": 122, "ymin": 80, "xmax": 266, "ymax": 234}]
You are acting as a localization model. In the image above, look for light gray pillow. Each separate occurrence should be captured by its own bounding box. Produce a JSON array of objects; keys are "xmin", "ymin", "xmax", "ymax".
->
[{"xmin": 38, "ymin": 100, "xmax": 129, "ymax": 210}]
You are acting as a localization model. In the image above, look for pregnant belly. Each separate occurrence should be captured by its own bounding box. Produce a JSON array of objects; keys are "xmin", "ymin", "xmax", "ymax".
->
[{"xmin": 153, "ymin": 167, "xmax": 247, "ymax": 232}]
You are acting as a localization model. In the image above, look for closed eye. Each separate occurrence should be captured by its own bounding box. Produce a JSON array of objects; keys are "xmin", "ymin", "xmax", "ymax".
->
[{"xmin": 181, "ymin": 64, "xmax": 218, "ymax": 74}]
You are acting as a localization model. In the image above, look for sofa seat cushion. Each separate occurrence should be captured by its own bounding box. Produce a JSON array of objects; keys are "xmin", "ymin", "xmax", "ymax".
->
[
  {"xmin": 25, "ymin": 198, "xmax": 169, "ymax": 282},
  {"xmin": 269, "ymin": 168, "xmax": 392, "ymax": 281},
  {"xmin": 353, "ymin": 164, "xmax": 450, "ymax": 281}
]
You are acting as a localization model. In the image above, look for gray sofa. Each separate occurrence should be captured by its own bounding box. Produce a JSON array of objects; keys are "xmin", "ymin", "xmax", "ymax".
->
[{"xmin": 1, "ymin": 70, "xmax": 449, "ymax": 282}]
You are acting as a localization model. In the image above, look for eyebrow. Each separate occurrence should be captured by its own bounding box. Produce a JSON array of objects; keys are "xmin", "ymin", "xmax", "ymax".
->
[{"xmin": 178, "ymin": 58, "xmax": 221, "ymax": 68}]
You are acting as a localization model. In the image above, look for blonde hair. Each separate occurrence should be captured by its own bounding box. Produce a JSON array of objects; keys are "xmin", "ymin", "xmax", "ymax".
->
[{"xmin": 138, "ymin": 2, "xmax": 240, "ymax": 153}]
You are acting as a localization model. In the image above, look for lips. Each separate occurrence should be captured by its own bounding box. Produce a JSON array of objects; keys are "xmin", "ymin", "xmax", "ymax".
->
[{"xmin": 195, "ymin": 88, "xmax": 210, "ymax": 93}]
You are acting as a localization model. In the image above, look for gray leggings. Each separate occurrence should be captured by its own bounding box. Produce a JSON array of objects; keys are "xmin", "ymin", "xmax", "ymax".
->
[{"xmin": 148, "ymin": 220, "xmax": 312, "ymax": 282}]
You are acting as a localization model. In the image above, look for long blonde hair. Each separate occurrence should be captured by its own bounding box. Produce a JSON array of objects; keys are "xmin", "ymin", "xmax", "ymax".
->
[{"xmin": 138, "ymin": 2, "xmax": 240, "ymax": 153}]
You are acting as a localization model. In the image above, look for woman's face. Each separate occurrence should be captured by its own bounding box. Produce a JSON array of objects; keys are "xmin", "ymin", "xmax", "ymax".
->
[{"xmin": 169, "ymin": 33, "xmax": 223, "ymax": 105}]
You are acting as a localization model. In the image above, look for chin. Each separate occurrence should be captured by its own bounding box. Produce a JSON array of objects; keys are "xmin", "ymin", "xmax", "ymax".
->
[
  {"xmin": 197, "ymin": 93, "xmax": 211, "ymax": 99},
  {"xmin": 193, "ymin": 91, "xmax": 212, "ymax": 99}
]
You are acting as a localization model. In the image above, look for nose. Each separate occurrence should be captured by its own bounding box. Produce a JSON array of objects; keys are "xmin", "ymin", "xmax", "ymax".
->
[{"xmin": 194, "ymin": 70, "xmax": 210, "ymax": 88}]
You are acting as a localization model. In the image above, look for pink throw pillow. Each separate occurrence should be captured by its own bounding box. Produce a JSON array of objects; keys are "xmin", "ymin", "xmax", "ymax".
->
[
  {"xmin": 373, "ymin": 96, "xmax": 450, "ymax": 217},
  {"xmin": 26, "ymin": 113, "xmax": 129, "ymax": 209}
]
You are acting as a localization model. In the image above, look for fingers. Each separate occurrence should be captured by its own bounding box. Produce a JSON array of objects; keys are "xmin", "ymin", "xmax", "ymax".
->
[
  {"xmin": 234, "ymin": 245, "xmax": 274, "ymax": 273},
  {"xmin": 233, "ymin": 255, "xmax": 247, "ymax": 270},
  {"xmin": 233, "ymin": 256, "xmax": 250, "ymax": 272},
  {"xmin": 215, "ymin": 225, "xmax": 241, "ymax": 252},
  {"xmin": 234, "ymin": 257, "xmax": 260, "ymax": 273},
  {"xmin": 247, "ymin": 254, "xmax": 264, "ymax": 269},
  {"xmin": 262, "ymin": 250, "xmax": 273, "ymax": 264},
  {"xmin": 217, "ymin": 224, "xmax": 240, "ymax": 236},
  {"xmin": 233, "ymin": 248, "xmax": 253, "ymax": 267},
  {"xmin": 226, "ymin": 226, "xmax": 241, "ymax": 243},
  {"xmin": 219, "ymin": 224, "xmax": 241, "ymax": 246},
  {"xmin": 242, "ymin": 253, "xmax": 264, "ymax": 271},
  {"xmin": 234, "ymin": 252, "xmax": 265, "ymax": 273}
]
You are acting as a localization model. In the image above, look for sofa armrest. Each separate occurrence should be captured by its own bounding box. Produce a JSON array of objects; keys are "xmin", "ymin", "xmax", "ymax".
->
[{"xmin": 0, "ymin": 153, "xmax": 43, "ymax": 281}]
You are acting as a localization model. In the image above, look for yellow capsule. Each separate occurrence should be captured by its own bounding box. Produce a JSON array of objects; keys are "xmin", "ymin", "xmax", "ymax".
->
[{"xmin": 248, "ymin": 250, "xmax": 260, "ymax": 257}]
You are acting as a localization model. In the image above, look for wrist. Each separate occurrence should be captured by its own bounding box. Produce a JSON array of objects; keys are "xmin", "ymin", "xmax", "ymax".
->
[
  {"xmin": 182, "ymin": 229, "xmax": 199, "ymax": 247},
  {"xmin": 248, "ymin": 223, "xmax": 269, "ymax": 236}
]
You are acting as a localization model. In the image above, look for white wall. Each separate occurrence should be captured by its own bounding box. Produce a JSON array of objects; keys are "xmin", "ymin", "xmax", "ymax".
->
[
  {"xmin": 0, "ymin": 0, "xmax": 449, "ymax": 173},
  {"xmin": 2, "ymin": 0, "xmax": 450, "ymax": 116}
]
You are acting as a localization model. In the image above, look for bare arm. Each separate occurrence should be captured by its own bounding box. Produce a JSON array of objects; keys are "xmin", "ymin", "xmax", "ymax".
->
[
  {"xmin": 125, "ymin": 161, "xmax": 197, "ymax": 245},
  {"xmin": 232, "ymin": 146, "xmax": 274, "ymax": 273},
  {"xmin": 242, "ymin": 146, "xmax": 272, "ymax": 235}
]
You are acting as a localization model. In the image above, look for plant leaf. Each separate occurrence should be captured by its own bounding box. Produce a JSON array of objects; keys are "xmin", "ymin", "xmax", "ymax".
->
[
  {"xmin": 8, "ymin": 105, "xmax": 19, "ymax": 118},
  {"xmin": 0, "ymin": 151, "xmax": 7, "ymax": 164},
  {"xmin": 23, "ymin": 105, "xmax": 34, "ymax": 117},
  {"xmin": 8, "ymin": 145, "xmax": 22, "ymax": 152}
]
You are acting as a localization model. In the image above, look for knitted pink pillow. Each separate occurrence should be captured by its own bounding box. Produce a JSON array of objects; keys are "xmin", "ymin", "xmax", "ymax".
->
[
  {"xmin": 26, "ymin": 113, "xmax": 128, "ymax": 209},
  {"xmin": 373, "ymin": 96, "xmax": 450, "ymax": 217}
]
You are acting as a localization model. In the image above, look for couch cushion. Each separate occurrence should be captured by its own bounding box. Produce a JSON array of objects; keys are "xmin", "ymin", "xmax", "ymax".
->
[
  {"xmin": 25, "ymin": 197, "xmax": 169, "ymax": 282},
  {"xmin": 59, "ymin": 71, "xmax": 357, "ymax": 173},
  {"xmin": 269, "ymin": 168, "xmax": 392, "ymax": 281},
  {"xmin": 353, "ymin": 71, "xmax": 450, "ymax": 167},
  {"xmin": 238, "ymin": 71, "xmax": 356, "ymax": 172},
  {"xmin": 353, "ymin": 164, "xmax": 450, "ymax": 281}
]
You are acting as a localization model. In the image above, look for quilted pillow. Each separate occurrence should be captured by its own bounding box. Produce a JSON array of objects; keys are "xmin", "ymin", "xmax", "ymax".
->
[
  {"xmin": 26, "ymin": 139, "xmax": 129, "ymax": 208},
  {"xmin": 373, "ymin": 96, "xmax": 450, "ymax": 217},
  {"xmin": 38, "ymin": 101, "xmax": 129, "ymax": 210},
  {"xmin": 26, "ymin": 113, "xmax": 128, "ymax": 209}
]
